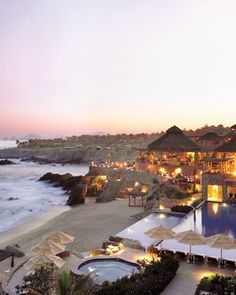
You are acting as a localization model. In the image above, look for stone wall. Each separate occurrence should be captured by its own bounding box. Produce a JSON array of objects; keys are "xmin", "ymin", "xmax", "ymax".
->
[
  {"xmin": 158, "ymin": 195, "xmax": 195, "ymax": 209},
  {"xmin": 202, "ymin": 173, "xmax": 227, "ymax": 200},
  {"xmin": 89, "ymin": 166, "xmax": 161, "ymax": 185}
]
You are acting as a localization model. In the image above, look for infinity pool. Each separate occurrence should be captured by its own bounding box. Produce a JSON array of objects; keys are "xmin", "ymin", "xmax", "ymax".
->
[
  {"xmin": 172, "ymin": 202, "xmax": 236, "ymax": 238},
  {"xmin": 77, "ymin": 258, "xmax": 141, "ymax": 282},
  {"xmin": 162, "ymin": 202, "xmax": 236, "ymax": 260}
]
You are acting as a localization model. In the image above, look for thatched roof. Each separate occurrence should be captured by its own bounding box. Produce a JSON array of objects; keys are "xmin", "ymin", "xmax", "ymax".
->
[
  {"xmin": 0, "ymin": 249, "xmax": 12, "ymax": 262},
  {"xmin": 148, "ymin": 126, "xmax": 200, "ymax": 152},
  {"xmin": 223, "ymin": 131, "xmax": 235, "ymax": 139},
  {"xmin": 216, "ymin": 135, "xmax": 236, "ymax": 152},
  {"xmin": 198, "ymin": 132, "xmax": 220, "ymax": 142},
  {"xmin": 231, "ymin": 124, "xmax": 236, "ymax": 130}
]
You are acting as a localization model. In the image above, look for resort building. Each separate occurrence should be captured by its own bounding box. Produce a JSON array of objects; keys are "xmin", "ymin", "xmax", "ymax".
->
[{"xmin": 135, "ymin": 125, "xmax": 236, "ymax": 203}]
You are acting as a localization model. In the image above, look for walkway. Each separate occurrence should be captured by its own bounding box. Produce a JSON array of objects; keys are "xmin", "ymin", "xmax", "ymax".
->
[{"xmin": 161, "ymin": 261, "xmax": 234, "ymax": 295}]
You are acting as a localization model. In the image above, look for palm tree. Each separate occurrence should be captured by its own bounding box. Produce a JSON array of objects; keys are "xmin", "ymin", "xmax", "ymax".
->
[{"xmin": 56, "ymin": 272, "xmax": 90, "ymax": 295}]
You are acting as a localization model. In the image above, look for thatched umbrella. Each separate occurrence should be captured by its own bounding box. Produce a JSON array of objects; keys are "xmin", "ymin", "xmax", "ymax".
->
[
  {"xmin": 24, "ymin": 254, "xmax": 65, "ymax": 270},
  {"xmin": 148, "ymin": 126, "xmax": 200, "ymax": 152},
  {"xmin": 145, "ymin": 225, "xmax": 175, "ymax": 249},
  {"xmin": 174, "ymin": 230, "xmax": 206, "ymax": 256},
  {"xmin": 206, "ymin": 233, "xmax": 236, "ymax": 260},
  {"xmin": 31, "ymin": 240, "xmax": 65, "ymax": 256},
  {"xmin": 43, "ymin": 231, "xmax": 74, "ymax": 245}
]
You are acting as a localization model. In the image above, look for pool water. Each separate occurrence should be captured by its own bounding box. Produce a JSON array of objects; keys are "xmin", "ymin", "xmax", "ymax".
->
[
  {"xmin": 162, "ymin": 202, "xmax": 236, "ymax": 260},
  {"xmin": 77, "ymin": 258, "xmax": 141, "ymax": 282},
  {"xmin": 173, "ymin": 202, "xmax": 236, "ymax": 238}
]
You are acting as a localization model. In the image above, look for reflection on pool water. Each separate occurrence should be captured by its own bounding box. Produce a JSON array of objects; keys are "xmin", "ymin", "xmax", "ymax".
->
[
  {"xmin": 173, "ymin": 202, "xmax": 236, "ymax": 238},
  {"xmin": 162, "ymin": 202, "xmax": 236, "ymax": 260},
  {"xmin": 77, "ymin": 258, "xmax": 141, "ymax": 282}
]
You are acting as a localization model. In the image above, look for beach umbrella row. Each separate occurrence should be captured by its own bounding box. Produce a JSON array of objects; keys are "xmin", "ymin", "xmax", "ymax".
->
[
  {"xmin": 24, "ymin": 231, "xmax": 74, "ymax": 270},
  {"xmin": 145, "ymin": 226, "xmax": 236, "ymax": 259}
]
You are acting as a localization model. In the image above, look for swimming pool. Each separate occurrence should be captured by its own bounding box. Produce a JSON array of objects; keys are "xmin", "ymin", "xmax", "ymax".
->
[
  {"xmin": 77, "ymin": 258, "xmax": 141, "ymax": 282},
  {"xmin": 172, "ymin": 202, "xmax": 236, "ymax": 238},
  {"xmin": 162, "ymin": 202, "xmax": 236, "ymax": 260},
  {"xmin": 116, "ymin": 212, "xmax": 182, "ymax": 248}
]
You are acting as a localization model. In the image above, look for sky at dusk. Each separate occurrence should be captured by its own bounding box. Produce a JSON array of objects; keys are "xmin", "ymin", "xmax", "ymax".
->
[{"xmin": 1, "ymin": 0, "xmax": 236, "ymax": 137}]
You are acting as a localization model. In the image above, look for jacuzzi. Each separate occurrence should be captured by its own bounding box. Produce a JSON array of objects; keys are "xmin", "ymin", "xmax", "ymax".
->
[{"xmin": 77, "ymin": 258, "xmax": 141, "ymax": 282}]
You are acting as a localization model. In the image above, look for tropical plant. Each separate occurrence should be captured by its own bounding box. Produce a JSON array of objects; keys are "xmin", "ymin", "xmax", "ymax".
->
[
  {"xmin": 56, "ymin": 272, "xmax": 93, "ymax": 295},
  {"xmin": 15, "ymin": 264, "xmax": 57, "ymax": 295}
]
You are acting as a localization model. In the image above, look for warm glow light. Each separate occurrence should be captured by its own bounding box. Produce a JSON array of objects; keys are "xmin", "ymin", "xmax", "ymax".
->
[
  {"xmin": 159, "ymin": 205, "xmax": 164, "ymax": 210},
  {"xmin": 174, "ymin": 168, "xmax": 182, "ymax": 175},
  {"xmin": 135, "ymin": 182, "xmax": 139, "ymax": 187},
  {"xmin": 212, "ymin": 203, "xmax": 219, "ymax": 215},
  {"xmin": 159, "ymin": 167, "xmax": 166, "ymax": 175}
]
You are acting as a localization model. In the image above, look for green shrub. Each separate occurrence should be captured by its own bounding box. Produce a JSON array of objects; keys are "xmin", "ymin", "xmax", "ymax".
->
[
  {"xmin": 96, "ymin": 255, "xmax": 179, "ymax": 295},
  {"xmin": 15, "ymin": 264, "xmax": 57, "ymax": 295},
  {"xmin": 195, "ymin": 274, "xmax": 231, "ymax": 295}
]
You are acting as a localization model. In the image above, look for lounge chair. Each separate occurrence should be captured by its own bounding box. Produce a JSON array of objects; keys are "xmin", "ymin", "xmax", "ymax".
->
[
  {"xmin": 207, "ymin": 256, "xmax": 218, "ymax": 266},
  {"xmin": 175, "ymin": 251, "xmax": 187, "ymax": 260},
  {"xmin": 187, "ymin": 253, "xmax": 195, "ymax": 263},
  {"xmin": 163, "ymin": 249, "xmax": 175, "ymax": 256},
  {"xmin": 194, "ymin": 254, "xmax": 205, "ymax": 264},
  {"xmin": 225, "ymin": 259, "xmax": 235, "ymax": 269}
]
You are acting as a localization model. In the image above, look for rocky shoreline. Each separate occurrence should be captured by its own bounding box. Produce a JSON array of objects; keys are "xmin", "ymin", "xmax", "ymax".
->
[
  {"xmin": 0, "ymin": 145, "xmax": 137, "ymax": 164},
  {"xmin": 39, "ymin": 172, "xmax": 105, "ymax": 206}
]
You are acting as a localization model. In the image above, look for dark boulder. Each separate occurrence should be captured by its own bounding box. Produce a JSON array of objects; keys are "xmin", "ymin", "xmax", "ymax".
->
[
  {"xmin": 7, "ymin": 197, "xmax": 19, "ymax": 201},
  {"xmin": 0, "ymin": 159, "xmax": 16, "ymax": 165},
  {"xmin": 66, "ymin": 184, "xmax": 86, "ymax": 206},
  {"xmin": 21, "ymin": 157, "xmax": 52, "ymax": 164},
  {"xmin": 61, "ymin": 175, "xmax": 83, "ymax": 190}
]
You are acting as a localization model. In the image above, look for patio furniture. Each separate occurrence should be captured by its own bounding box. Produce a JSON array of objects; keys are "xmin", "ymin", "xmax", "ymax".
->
[
  {"xmin": 163, "ymin": 249, "xmax": 175, "ymax": 256},
  {"xmin": 175, "ymin": 251, "xmax": 187, "ymax": 260},
  {"xmin": 206, "ymin": 256, "xmax": 218, "ymax": 266},
  {"xmin": 194, "ymin": 254, "xmax": 205, "ymax": 264},
  {"xmin": 225, "ymin": 259, "xmax": 235, "ymax": 269},
  {"xmin": 174, "ymin": 230, "xmax": 206, "ymax": 263},
  {"xmin": 187, "ymin": 253, "xmax": 195, "ymax": 263}
]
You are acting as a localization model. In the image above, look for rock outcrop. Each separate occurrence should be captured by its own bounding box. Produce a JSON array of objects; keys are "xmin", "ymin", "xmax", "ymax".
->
[
  {"xmin": 39, "ymin": 173, "xmax": 106, "ymax": 206},
  {"xmin": 0, "ymin": 159, "xmax": 15, "ymax": 165}
]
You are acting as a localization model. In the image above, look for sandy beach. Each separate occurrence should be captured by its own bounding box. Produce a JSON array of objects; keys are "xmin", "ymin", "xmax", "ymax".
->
[{"xmin": 0, "ymin": 199, "xmax": 143, "ymax": 272}]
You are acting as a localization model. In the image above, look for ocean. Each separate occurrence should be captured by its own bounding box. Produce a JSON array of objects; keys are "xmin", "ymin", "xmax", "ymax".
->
[
  {"xmin": 0, "ymin": 144, "xmax": 89, "ymax": 232},
  {"xmin": 0, "ymin": 140, "xmax": 17, "ymax": 149}
]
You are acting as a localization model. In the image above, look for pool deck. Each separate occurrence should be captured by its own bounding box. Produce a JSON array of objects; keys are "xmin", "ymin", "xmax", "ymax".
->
[{"xmin": 161, "ymin": 261, "xmax": 234, "ymax": 295}]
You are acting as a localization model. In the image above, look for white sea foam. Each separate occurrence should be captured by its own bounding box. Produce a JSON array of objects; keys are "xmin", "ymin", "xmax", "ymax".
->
[{"xmin": 0, "ymin": 159, "xmax": 89, "ymax": 232}]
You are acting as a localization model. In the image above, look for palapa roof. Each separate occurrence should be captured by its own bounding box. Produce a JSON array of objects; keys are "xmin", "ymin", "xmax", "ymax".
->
[
  {"xmin": 148, "ymin": 126, "xmax": 200, "ymax": 152},
  {"xmin": 216, "ymin": 135, "xmax": 236, "ymax": 152},
  {"xmin": 223, "ymin": 131, "xmax": 235, "ymax": 139},
  {"xmin": 0, "ymin": 249, "xmax": 12, "ymax": 262},
  {"xmin": 198, "ymin": 132, "xmax": 220, "ymax": 142}
]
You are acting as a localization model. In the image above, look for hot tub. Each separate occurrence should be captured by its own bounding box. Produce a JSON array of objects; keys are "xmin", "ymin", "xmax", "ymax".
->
[{"xmin": 77, "ymin": 258, "xmax": 141, "ymax": 282}]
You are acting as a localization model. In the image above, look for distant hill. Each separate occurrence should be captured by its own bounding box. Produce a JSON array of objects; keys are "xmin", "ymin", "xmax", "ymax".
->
[{"xmin": 21, "ymin": 133, "xmax": 41, "ymax": 140}]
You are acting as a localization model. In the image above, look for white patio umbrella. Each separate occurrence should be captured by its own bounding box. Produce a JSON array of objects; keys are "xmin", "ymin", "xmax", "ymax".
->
[
  {"xmin": 174, "ymin": 229, "xmax": 206, "ymax": 255},
  {"xmin": 145, "ymin": 225, "xmax": 175, "ymax": 249},
  {"xmin": 206, "ymin": 233, "xmax": 236, "ymax": 260},
  {"xmin": 43, "ymin": 231, "xmax": 74, "ymax": 245},
  {"xmin": 31, "ymin": 240, "xmax": 65, "ymax": 256},
  {"xmin": 24, "ymin": 254, "xmax": 65, "ymax": 270}
]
